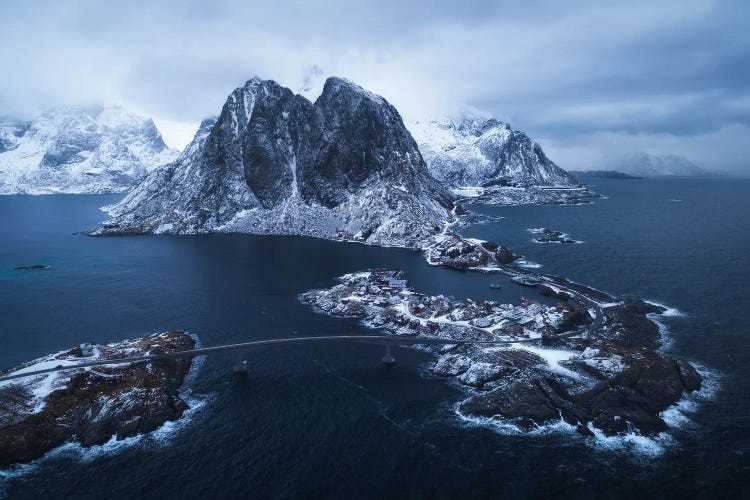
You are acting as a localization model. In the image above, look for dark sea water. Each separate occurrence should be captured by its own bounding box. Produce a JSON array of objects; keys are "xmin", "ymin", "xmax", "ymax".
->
[{"xmin": 1, "ymin": 178, "xmax": 749, "ymax": 498}]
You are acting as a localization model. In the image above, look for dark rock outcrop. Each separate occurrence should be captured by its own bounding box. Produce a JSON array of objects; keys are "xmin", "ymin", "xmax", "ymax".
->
[
  {"xmin": 529, "ymin": 228, "xmax": 578, "ymax": 244},
  {"xmin": 459, "ymin": 345, "xmax": 702, "ymax": 436},
  {"xmin": 494, "ymin": 246, "xmax": 517, "ymax": 264},
  {"xmin": 0, "ymin": 332, "xmax": 194, "ymax": 467}
]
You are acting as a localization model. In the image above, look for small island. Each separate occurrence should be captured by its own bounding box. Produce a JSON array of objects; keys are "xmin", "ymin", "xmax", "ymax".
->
[
  {"xmin": 303, "ymin": 230, "xmax": 703, "ymax": 438},
  {"xmin": 302, "ymin": 268, "xmax": 700, "ymax": 437},
  {"xmin": 0, "ymin": 332, "xmax": 195, "ymax": 467},
  {"xmin": 528, "ymin": 228, "xmax": 580, "ymax": 244}
]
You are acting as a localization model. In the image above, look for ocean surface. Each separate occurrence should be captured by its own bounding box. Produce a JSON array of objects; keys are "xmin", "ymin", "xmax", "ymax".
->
[{"xmin": 1, "ymin": 178, "xmax": 748, "ymax": 498}]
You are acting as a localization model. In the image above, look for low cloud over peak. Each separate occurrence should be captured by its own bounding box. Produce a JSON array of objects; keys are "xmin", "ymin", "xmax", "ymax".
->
[{"xmin": 1, "ymin": 0, "xmax": 748, "ymax": 173}]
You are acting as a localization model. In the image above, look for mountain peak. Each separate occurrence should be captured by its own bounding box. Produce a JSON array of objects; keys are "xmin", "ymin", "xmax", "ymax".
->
[
  {"xmin": 197, "ymin": 116, "xmax": 218, "ymax": 131},
  {"xmin": 320, "ymin": 77, "xmax": 385, "ymax": 104},
  {"xmin": 95, "ymin": 76, "xmax": 454, "ymax": 247},
  {"xmin": 243, "ymin": 75, "xmax": 266, "ymax": 87},
  {"xmin": 606, "ymin": 152, "xmax": 713, "ymax": 177},
  {"xmin": 409, "ymin": 116, "xmax": 580, "ymax": 190}
]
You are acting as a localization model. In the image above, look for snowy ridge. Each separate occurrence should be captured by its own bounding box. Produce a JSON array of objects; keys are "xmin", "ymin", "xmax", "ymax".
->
[
  {"xmin": 0, "ymin": 105, "xmax": 178, "ymax": 195},
  {"xmin": 94, "ymin": 77, "xmax": 455, "ymax": 248},
  {"xmin": 409, "ymin": 117, "xmax": 584, "ymax": 203}
]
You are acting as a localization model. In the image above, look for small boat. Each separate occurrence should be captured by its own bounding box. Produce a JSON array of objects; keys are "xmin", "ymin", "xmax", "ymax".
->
[
  {"xmin": 233, "ymin": 360, "xmax": 248, "ymax": 374},
  {"xmin": 489, "ymin": 283, "xmax": 502, "ymax": 290}
]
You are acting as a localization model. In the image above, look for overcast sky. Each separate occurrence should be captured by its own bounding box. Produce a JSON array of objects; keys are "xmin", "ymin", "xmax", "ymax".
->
[{"xmin": 1, "ymin": 0, "xmax": 748, "ymax": 173}]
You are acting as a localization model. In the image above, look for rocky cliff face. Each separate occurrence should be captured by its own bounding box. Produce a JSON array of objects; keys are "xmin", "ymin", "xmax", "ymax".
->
[
  {"xmin": 0, "ymin": 106, "xmax": 177, "ymax": 194},
  {"xmin": 94, "ymin": 77, "xmax": 455, "ymax": 248},
  {"xmin": 410, "ymin": 118, "xmax": 581, "ymax": 188}
]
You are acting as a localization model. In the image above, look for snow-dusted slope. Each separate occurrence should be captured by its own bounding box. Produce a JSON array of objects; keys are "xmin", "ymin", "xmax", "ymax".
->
[
  {"xmin": 0, "ymin": 106, "xmax": 178, "ymax": 194},
  {"xmin": 410, "ymin": 118, "xmax": 581, "ymax": 189},
  {"xmin": 94, "ymin": 77, "xmax": 455, "ymax": 248}
]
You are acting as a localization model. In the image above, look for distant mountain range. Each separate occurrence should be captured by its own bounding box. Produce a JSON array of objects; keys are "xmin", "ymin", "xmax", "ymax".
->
[
  {"xmin": 0, "ymin": 106, "xmax": 177, "ymax": 194},
  {"xmin": 603, "ymin": 153, "xmax": 714, "ymax": 177},
  {"xmin": 569, "ymin": 170, "xmax": 642, "ymax": 180},
  {"xmin": 2, "ymin": 73, "xmax": 597, "ymax": 245}
]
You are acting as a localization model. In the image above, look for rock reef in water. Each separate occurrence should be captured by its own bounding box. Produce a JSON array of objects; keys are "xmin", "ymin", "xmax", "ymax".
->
[
  {"xmin": 528, "ymin": 227, "xmax": 580, "ymax": 244},
  {"xmin": 0, "ymin": 331, "xmax": 194, "ymax": 467},
  {"xmin": 301, "ymin": 263, "xmax": 702, "ymax": 438}
]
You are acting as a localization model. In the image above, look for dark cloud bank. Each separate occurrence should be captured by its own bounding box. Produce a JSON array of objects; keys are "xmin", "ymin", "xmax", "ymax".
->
[{"xmin": 1, "ymin": 0, "xmax": 748, "ymax": 174}]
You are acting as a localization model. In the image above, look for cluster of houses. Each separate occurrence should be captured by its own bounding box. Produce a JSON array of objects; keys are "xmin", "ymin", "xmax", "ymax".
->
[{"xmin": 331, "ymin": 269, "xmax": 559, "ymax": 339}]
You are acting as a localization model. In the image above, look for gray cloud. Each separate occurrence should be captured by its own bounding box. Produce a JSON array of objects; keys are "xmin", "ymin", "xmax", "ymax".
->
[{"xmin": 1, "ymin": 0, "xmax": 748, "ymax": 173}]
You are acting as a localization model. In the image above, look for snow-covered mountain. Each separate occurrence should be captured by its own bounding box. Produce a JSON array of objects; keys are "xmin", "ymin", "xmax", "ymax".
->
[
  {"xmin": 93, "ymin": 77, "xmax": 455, "ymax": 248},
  {"xmin": 0, "ymin": 106, "xmax": 178, "ymax": 194},
  {"xmin": 409, "ymin": 118, "xmax": 581, "ymax": 189},
  {"xmin": 606, "ymin": 152, "xmax": 713, "ymax": 177}
]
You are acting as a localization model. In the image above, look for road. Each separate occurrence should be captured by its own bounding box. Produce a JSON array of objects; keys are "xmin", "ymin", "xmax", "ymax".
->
[{"xmin": 0, "ymin": 334, "xmax": 548, "ymax": 383}]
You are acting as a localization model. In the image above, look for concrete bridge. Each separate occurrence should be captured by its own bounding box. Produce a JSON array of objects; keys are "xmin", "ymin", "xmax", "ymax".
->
[{"xmin": 0, "ymin": 334, "xmax": 551, "ymax": 383}]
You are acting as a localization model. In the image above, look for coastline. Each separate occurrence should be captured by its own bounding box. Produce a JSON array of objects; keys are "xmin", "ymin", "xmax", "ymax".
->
[
  {"xmin": 0, "ymin": 189, "xmax": 716, "ymax": 467},
  {"xmin": 300, "ymin": 220, "xmax": 708, "ymax": 445}
]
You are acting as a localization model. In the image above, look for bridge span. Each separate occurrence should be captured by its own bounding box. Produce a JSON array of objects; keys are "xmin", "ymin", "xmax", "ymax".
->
[{"xmin": 0, "ymin": 334, "xmax": 549, "ymax": 383}]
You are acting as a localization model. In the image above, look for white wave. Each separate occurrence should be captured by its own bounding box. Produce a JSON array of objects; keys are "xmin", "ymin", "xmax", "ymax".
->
[
  {"xmin": 644, "ymin": 300, "xmax": 686, "ymax": 350},
  {"xmin": 647, "ymin": 313, "xmax": 674, "ymax": 349},
  {"xmin": 515, "ymin": 258, "xmax": 542, "ymax": 269},
  {"xmin": 645, "ymin": 299, "xmax": 686, "ymax": 318},
  {"xmin": 659, "ymin": 363, "xmax": 721, "ymax": 431},
  {"xmin": 585, "ymin": 424, "xmax": 671, "ymax": 457},
  {"xmin": 455, "ymin": 404, "xmax": 578, "ymax": 437},
  {"xmin": 456, "ymin": 405, "xmax": 671, "ymax": 457}
]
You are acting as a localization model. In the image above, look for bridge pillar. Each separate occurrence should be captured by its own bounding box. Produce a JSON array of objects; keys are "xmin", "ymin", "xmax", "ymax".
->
[{"xmin": 382, "ymin": 344, "xmax": 396, "ymax": 365}]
